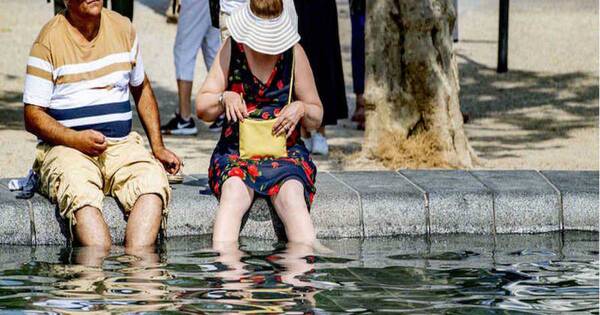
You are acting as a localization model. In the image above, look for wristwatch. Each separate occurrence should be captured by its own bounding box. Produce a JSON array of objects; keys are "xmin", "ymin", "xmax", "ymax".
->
[{"xmin": 218, "ymin": 92, "xmax": 224, "ymax": 108}]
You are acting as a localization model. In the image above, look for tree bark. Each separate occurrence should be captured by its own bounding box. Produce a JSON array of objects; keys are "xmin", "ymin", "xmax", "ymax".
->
[{"xmin": 363, "ymin": 0, "xmax": 477, "ymax": 168}]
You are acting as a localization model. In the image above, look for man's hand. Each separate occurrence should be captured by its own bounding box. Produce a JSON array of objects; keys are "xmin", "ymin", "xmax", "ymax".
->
[
  {"xmin": 153, "ymin": 146, "xmax": 182, "ymax": 175},
  {"xmin": 71, "ymin": 130, "xmax": 107, "ymax": 156}
]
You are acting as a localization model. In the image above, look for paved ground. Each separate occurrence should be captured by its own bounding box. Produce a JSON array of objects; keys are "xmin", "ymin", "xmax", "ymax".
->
[{"xmin": 0, "ymin": 0, "xmax": 597, "ymax": 178}]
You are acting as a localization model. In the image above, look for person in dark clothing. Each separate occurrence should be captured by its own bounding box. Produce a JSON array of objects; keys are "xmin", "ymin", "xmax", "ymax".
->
[
  {"xmin": 350, "ymin": 0, "xmax": 365, "ymax": 130},
  {"xmin": 293, "ymin": 0, "xmax": 348, "ymax": 156},
  {"xmin": 54, "ymin": 0, "xmax": 134, "ymax": 20}
]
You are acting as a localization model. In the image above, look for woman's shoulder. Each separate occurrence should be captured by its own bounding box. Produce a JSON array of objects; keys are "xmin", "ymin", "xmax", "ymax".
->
[
  {"xmin": 291, "ymin": 43, "xmax": 310, "ymax": 66},
  {"xmin": 292, "ymin": 43, "xmax": 308, "ymax": 58}
]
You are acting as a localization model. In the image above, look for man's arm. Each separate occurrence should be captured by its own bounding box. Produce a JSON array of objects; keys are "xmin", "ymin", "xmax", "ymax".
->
[
  {"xmin": 24, "ymin": 104, "xmax": 107, "ymax": 156},
  {"xmin": 130, "ymin": 76, "xmax": 182, "ymax": 174}
]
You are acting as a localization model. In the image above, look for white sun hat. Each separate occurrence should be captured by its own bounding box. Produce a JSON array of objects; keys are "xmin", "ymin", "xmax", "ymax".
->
[{"xmin": 227, "ymin": 0, "xmax": 300, "ymax": 55}]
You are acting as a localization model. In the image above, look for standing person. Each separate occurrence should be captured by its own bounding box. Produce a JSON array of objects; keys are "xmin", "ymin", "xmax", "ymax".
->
[
  {"xmin": 350, "ymin": 0, "xmax": 365, "ymax": 130},
  {"xmin": 161, "ymin": 0, "xmax": 221, "ymax": 135},
  {"xmin": 24, "ymin": 0, "xmax": 181, "ymax": 248},
  {"xmin": 54, "ymin": 0, "xmax": 134, "ymax": 20},
  {"xmin": 293, "ymin": 0, "xmax": 348, "ymax": 156},
  {"xmin": 196, "ymin": 0, "xmax": 323, "ymax": 246},
  {"xmin": 218, "ymin": 0, "xmax": 246, "ymax": 40}
]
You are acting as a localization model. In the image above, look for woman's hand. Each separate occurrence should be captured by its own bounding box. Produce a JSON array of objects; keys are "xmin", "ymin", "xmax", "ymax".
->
[
  {"xmin": 273, "ymin": 101, "xmax": 305, "ymax": 137},
  {"xmin": 223, "ymin": 91, "xmax": 248, "ymax": 123}
]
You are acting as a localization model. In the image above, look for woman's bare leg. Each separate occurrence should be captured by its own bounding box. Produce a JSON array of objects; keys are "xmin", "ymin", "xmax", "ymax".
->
[
  {"xmin": 212, "ymin": 177, "xmax": 254, "ymax": 245},
  {"xmin": 271, "ymin": 180, "xmax": 316, "ymax": 245}
]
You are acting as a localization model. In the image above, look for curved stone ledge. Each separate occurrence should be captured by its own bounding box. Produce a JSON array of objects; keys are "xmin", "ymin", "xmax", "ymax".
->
[{"xmin": 0, "ymin": 170, "xmax": 597, "ymax": 245}]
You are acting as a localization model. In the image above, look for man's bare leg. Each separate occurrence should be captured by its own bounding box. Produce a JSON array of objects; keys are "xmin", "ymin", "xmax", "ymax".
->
[
  {"xmin": 177, "ymin": 80, "xmax": 193, "ymax": 120},
  {"xmin": 74, "ymin": 206, "xmax": 112, "ymax": 249},
  {"xmin": 125, "ymin": 194, "xmax": 163, "ymax": 248},
  {"xmin": 74, "ymin": 245, "xmax": 110, "ymax": 267}
]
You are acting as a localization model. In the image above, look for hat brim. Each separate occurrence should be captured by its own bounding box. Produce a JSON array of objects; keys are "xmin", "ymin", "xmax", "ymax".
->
[{"xmin": 227, "ymin": 2, "xmax": 300, "ymax": 55}]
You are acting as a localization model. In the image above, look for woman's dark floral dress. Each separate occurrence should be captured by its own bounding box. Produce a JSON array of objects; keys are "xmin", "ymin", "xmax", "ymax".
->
[{"xmin": 208, "ymin": 39, "xmax": 317, "ymax": 208}]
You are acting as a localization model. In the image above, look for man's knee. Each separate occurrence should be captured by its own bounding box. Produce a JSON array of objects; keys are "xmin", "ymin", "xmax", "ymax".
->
[
  {"xmin": 112, "ymin": 162, "xmax": 170, "ymax": 214},
  {"xmin": 37, "ymin": 145, "xmax": 103, "ymax": 214}
]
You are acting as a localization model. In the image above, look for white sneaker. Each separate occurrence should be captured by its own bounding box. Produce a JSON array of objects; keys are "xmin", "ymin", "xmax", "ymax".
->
[
  {"xmin": 311, "ymin": 133, "xmax": 329, "ymax": 156},
  {"xmin": 302, "ymin": 137, "xmax": 312, "ymax": 152}
]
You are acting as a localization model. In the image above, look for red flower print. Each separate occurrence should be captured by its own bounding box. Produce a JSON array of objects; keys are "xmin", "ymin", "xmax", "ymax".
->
[
  {"xmin": 247, "ymin": 103, "xmax": 257, "ymax": 113},
  {"xmin": 224, "ymin": 126, "xmax": 233, "ymax": 137},
  {"xmin": 276, "ymin": 80, "xmax": 284, "ymax": 90},
  {"xmin": 274, "ymin": 108, "xmax": 281, "ymax": 116},
  {"xmin": 228, "ymin": 167, "xmax": 245, "ymax": 179},
  {"xmin": 248, "ymin": 164, "xmax": 260, "ymax": 177},
  {"xmin": 309, "ymin": 192, "xmax": 315, "ymax": 204},
  {"xmin": 261, "ymin": 112, "xmax": 270, "ymax": 120},
  {"xmin": 230, "ymin": 154, "xmax": 239, "ymax": 161},
  {"xmin": 302, "ymin": 160, "xmax": 314, "ymax": 178},
  {"xmin": 239, "ymin": 160, "xmax": 248, "ymax": 167},
  {"xmin": 231, "ymin": 83, "xmax": 244, "ymax": 94},
  {"xmin": 268, "ymin": 184, "xmax": 280, "ymax": 196},
  {"xmin": 255, "ymin": 97, "xmax": 271, "ymax": 103},
  {"xmin": 258, "ymin": 88, "xmax": 265, "ymax": 97},
  {"xmin": 214, "ymin": 182, "xmax": 220, "ymax": 194},
  {"xmin": 271, "ymin": 162, "xmax": 279, "ymax": 168},
  {"xmin": 237, "ymin": 43, "xmax": 245, "ymax": 52}
]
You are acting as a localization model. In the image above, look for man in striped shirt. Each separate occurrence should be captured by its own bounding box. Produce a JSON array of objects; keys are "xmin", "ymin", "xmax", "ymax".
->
[{"xmin": 23, "ymin": 0, "xmax": 181, "ymax": 249}]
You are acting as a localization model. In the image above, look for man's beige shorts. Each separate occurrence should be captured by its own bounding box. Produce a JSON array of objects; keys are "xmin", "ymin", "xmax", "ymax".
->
[{"xmin": 33, "ymin": 132, "xmax": 171, "ymax": 226}]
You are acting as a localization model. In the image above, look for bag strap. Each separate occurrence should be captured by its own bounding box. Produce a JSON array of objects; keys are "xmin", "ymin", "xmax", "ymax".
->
[{"xmin": 287, "ymin": 50, "xmax": 295, "ymax": 106}]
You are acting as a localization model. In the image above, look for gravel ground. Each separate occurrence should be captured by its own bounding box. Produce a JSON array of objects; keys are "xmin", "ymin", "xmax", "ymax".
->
[{"xmin": 0, "ymin": 0, "xmax": 597, "ymax": 178}]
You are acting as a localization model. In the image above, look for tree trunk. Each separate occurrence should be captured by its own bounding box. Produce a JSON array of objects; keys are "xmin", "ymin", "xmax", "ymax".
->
[{"xmin": 363, "ymin": 0, "xmax": 477, "ymax": 168}]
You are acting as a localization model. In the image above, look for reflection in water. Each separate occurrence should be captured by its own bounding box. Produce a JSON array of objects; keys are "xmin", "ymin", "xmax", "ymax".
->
[
  {"xmin": 35, "ymin": 246, "xmax": 176, "ymax": 313},
  {"xmin": 0, "ymin": 233, "xmax": 597, "ymax": 313},
  {"xmin": 178, "ymin": 242, "xmax": 321, "ymax": 313}
]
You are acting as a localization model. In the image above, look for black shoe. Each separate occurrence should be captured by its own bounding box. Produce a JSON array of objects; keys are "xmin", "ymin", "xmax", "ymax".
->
[
  {"xmin": 161, "ymin": 113, "xmax": 198, "ymax": 135},
  {"xmin": 208, "ymin": 115, "xmax": 225, "ymax": 133}
]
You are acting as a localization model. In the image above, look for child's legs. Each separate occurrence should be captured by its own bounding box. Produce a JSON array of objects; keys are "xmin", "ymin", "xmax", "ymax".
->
[
  {"xmin": 212, "ymin": 177, "xmax": 254, "ymax": 244},
  {"xmin": 270, "ymin": 180, "xmax": 316, "ymax": 245}
]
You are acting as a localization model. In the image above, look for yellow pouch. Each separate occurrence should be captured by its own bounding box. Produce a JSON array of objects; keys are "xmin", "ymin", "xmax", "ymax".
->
[
  {"xmin": 238, "ymin": 51, "xmax": 295, "ymax": 159},
  {"xmin": 239, "ymin": 119, "xmax": 287, "ymax": 159}
]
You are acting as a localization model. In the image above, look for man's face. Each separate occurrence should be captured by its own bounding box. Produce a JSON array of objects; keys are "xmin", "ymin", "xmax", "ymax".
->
[{"xmin": 67, "ymin": 0, "xmax": 103, "ymax": 18}]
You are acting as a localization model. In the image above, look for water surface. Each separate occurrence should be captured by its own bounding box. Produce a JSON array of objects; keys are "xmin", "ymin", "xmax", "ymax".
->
[{"xmin": 0, "ymin": 232, "xmax": 597, "ymax": 314}]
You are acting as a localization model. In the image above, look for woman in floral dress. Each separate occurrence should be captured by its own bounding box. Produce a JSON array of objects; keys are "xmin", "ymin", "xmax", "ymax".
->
[{"xmin": 195, "ymin": 0, "xmax": 323, "ymax": 246}]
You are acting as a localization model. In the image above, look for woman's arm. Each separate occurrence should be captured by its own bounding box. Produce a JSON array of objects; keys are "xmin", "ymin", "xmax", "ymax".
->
[
  {"xmin": 196, "ymin": 38, "xmax": 248, "ymax": 123},
  {"xmin": 292, "ymin": 44, "xmax": 323, "ymax": 130},
  {"xmin": 272, "ymin": 44, "xmax": 324, "ymax": 136},
  {"xmin": 195, "ymin": 38, "xmax": 232, "ymax": 121}
]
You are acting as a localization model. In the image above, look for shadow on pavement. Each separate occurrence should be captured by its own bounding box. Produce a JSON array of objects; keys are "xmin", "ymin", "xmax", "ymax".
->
[
  {"xmin": 458, "ymin": 53, "xmax": 598, "ymax": 159},
  {"xmin": 136, "ymin": 0, "xmax": 170, "ymax": 18}
]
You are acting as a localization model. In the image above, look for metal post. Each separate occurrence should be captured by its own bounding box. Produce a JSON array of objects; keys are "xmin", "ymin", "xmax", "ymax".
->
[
  {"xmin": 497, "ymin": 0, "xmax": 510, "ymax": 73},
  {"xmin": 452, "ymin": 0, "xmax": 459, "ymax": 42}
]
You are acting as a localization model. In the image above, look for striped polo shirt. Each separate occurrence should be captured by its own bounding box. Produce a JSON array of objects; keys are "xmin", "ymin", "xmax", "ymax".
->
[{"xmin": 23, "ymin": 9, "xmax": 145, "ymax": 140}]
